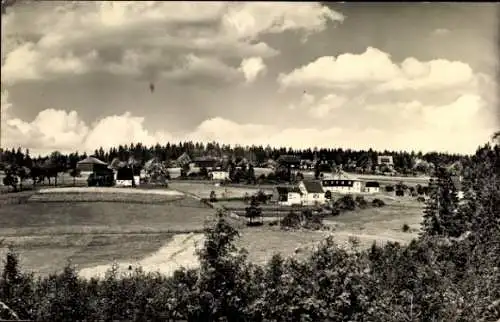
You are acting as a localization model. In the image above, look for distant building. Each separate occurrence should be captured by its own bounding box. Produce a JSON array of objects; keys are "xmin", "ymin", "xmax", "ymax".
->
[
  {"xmin": 377, "ymin": 155, "xmax": 394, "ymax": 166},
  {"xmin": 276, "ymin": 186, "xmax": 302, "ymax": 206},
  {"xmin": 277, "ymin": 155, "xmax": 302, "ymax": 169},
  {"xmin": 77, "ymin": 156, "xmax": 108, "ymax": 177},
  {"xmin": 299, "ymin": 180, "xmax": 327, "ymax": 206},
  {"xmin": 210, "ymin": 170, "xmax": 230, "ymax": 181},
  {"xmin": 364, "ymin": 181, "xmax": 380, "ymax": 193},
  {"xmin": 192, "ymin": 156, "xmax": 219, "ymax": 169},
  {"xmin": 321, "ymin": 172, "xmax": 362, "ymax": 194},
  {"xmin": 115, "ymin": 167, "xmax": 140, "ymax": 187}
]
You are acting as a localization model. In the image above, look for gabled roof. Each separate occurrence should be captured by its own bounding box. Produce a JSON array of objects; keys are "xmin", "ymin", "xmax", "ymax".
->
[
  {"xmin": 301, "ymin": 180, "xmax": 324, "ymax": 193},
  {"xmin": 365, "ymin": 181, "xmax": 380, "ymax": 188},
  {"xmin": 193, "ymin": 156, "xmax": 219, "ymax": 162},
  {"xmin": 277, "ymin": 155, "xmax": 301, "ymax": 165},
  {"xmin": 276, "ymin": 186, "xmax": 302, "ymax": 195},
  {"xmin": 77, "ymin": 156, "xmax": 107, "ymax": 165}
]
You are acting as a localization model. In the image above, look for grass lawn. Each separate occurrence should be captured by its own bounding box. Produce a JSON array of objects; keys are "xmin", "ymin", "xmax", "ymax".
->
[
  {"xmin": 0, "ymin": 196, "xmax": 213, "ymax": 236},
  {"xmin": 0, "ymin": 233, "xmax": 174, "ymax": 276},
  {"xmin": 169, "ymin": 181, "xmax": 273, "ymax": 199},
  {"xmin": 0, "ymin": 191, "xmax": 214, "ymax": 275}
]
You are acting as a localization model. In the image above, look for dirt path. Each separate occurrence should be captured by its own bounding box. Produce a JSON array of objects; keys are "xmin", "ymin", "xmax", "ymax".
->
[{"xmin": 78, "ymin": 233, "xmax": 205, "ymax": 279}]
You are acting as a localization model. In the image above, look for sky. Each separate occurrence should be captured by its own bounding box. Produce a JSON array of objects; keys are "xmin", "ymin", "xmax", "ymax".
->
[{"xmin": 1, "ymin": 2, "xmax": 499, "ymax": 156}]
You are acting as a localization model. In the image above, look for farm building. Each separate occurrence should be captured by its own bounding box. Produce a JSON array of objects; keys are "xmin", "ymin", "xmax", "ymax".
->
[
  {"xmin": 115, "ymin": 167, "xmax": 140, "ymax": 187},
  {"xmin": 277, "ymin": 155, "xmax": 302, "ymax": 169},
  {"xmin": 364, "ymin": 181, "xmax": 380, "ymax": 193},
  {"xmin": 322, "ymin": 172, "xmax": 362, "ymax": 194},
  {"xmin": 210, "ymin": 170, "xmax": 230, "ymax": 181},
  {"xmin": 77, "ymin": 156, "xmax": 108, "ymax": 176},
  {"xmin": 192, "ymin": 156, "xmax": 219, "ymax": 169},
  {"xmin": 275, "ymin": 186, "xmax": 302, "ymax": 206},
  {"xmin": 299, "ymin": 180, "xmax": 327, "ymax": 206},
  {"xmin": 377, "ymin": 155, "xmax": 394, "ymax": 166}
]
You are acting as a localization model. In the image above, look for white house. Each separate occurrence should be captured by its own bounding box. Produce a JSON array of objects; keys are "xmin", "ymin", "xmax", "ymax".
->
[
  {"xmin": 276, "ymin": 186, "xmax": 302, "ymax": 206},
  {"xmin": 322, "ymin": 172, "xmax": 362, "ymax": 194},
  {"xmin": 210, "ymin": 170, "xmax": 230, "ymax": 181},
  {"xmin": 299, "ymin": 180, "xmax": 327, "ymax": 206},
  {"xmin": 364, "ymin": 181, "xmax": 380, "ymax": 193}
]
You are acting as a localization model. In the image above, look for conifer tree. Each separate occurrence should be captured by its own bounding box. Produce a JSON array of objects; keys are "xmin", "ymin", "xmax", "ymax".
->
[{"xmin": 421, "ymin": 167, "xmax": 460, "ymax": 237}]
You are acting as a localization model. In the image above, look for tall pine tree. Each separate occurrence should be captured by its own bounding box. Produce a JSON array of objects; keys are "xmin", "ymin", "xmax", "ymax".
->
[{"xmin": 421, "ymin": 166, "xmax": 460, "ymax": 237}]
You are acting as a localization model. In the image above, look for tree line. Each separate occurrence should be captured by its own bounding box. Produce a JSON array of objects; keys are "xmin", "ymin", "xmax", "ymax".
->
[{"xmin": 1, "ymin": 141, "xmax": 467, "ymax": 174}]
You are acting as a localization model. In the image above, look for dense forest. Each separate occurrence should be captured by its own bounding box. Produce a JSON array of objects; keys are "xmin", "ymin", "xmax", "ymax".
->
[
  {"xmin": 0, "ymin": 141, "xmax": 467, "ymax": 174},
  {"xmin": 0, "ymin": 142, "xmax": 498, "ymax": 321}
]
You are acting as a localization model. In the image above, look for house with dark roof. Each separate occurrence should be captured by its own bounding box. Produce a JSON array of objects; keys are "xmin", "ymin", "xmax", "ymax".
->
[
  {"xmin": 275, "ymin": 186, "xmax": 303, "ymax": 206},
  {"xmin": 192, "ymin": 156, "xmax": 219, "ymax": 169},
  {"xmin": 277, "ymin": 155, "xmax": 302, "ymax": 168},
  {"xmin": 299, "ymin": 180, "xmax": 327, "ymax": 206},
  {"xmin": 364, "ymin": 181, "xmax": 380, "ymax": 193}
]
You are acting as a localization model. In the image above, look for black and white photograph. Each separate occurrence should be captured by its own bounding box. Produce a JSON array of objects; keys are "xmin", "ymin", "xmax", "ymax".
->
[{"xmin": 1, "ymin": 1, "xmax": 499, "ymax": 321}]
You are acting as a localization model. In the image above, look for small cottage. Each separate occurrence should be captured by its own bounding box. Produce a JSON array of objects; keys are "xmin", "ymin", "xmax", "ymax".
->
[
  {"xmin": 210, "ymin": 170, "xmax": 230, "ymax": 181},
  {"xmin": 77, "ymin": 156, "xmax": 108, "ymax": 177},
  {"xmin": 299, "ymin": 180, "xmax": 327, "ymax": 206},
  {"xmin": 364, "ymin": 181, "xmax": 380, "ymax": 193},
  {"xmin": 115, "ymin": 167, "xmax": 140, "ymax": 187},
  {"xmin": 276, "ymin": 186, "xmax": 302, "ymax": 206}
]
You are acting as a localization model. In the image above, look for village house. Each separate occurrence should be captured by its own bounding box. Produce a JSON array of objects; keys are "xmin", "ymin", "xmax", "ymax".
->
[
  {"xmin": 192, "ymin": 156, "xmax": 219, "ymax": 169},
  {"xmin": 275, "ymin": 186, "xmax": 302, "ymax": 206},
  {"xmin": 115, "ymin": 166, "xmax": 140, "ymax": 187},
  {"xmin": 299, "ymin": 180, "xmax": 327, "ymax": 206},
  {"xmin": 76, "ymin": 156, "xmax": 108, "ymax": 177},
  {"xmin": 321, "ymin": 172, "xmax": 362, "ymax": 194},
  {"xmin": 209, "ymin": 169, "xmax": 230, "ymax": 181},
  {"xmin": 364, "ymin": 181, "xmax": 380, "ymax": 193}
]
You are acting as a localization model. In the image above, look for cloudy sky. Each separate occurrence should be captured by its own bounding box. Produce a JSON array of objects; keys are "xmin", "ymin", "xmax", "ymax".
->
[{"xmin": 1, "ymin": 2, "xmax": 499, "ymax": 156}]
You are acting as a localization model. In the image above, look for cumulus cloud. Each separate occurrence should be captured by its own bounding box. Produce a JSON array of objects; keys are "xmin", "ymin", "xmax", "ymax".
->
[
  {"xmin": 278, "ymin": 47, "xmax": 477, "ymax": 92},
  {"xmin": 1, "ymin": 1, "xmax": 343, "ymax": 85},
  {"xmin": 239, "ymin": 57, "xmax": 267, "ymax": 83}
]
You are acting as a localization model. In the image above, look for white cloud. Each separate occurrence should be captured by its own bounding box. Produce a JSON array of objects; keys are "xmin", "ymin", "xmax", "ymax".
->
[
  {"xmin": 278, "ymin": 47, "xmax": 476, "ymax": 92},
  {"xmin": 1, "ymin": 2, "xmax": 343, "ymax": 85},
  {"xmin": 239, "ymin": 57, "xmax": 267, "ymax": 83}
]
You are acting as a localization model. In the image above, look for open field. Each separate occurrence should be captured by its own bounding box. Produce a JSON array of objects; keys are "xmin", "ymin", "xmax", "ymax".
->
[
  {"xmin": 0, "ymin": 182, "xmax": 424, "ymax": 278},
  {"xmin": 169, "ymin": 181, "xmax": 274, "ymax": 199}
]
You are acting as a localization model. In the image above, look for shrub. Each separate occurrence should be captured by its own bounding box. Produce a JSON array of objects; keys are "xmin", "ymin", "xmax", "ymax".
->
[
  {"xmin": 385, "ymin": 185, "xmax": 394, "ymax": 192},
  {"xmin": 355, "ymin": 195, "xmax": 368, "ymax": 208},
  {"xmin": 337, "ymin": 194, "xmax": 356, "ymax": 211},
  {"xmin": 417, "ymin": 196, "xmax": 426, "ymax": 203},
  {"xmin": 209, "ymin": 190, "xmax": 217, "ymax": 202},
  {"xmin": 372, "ymin": 198, "xmax": 385, "ymax": 207},
  {"xmin": 255, "ymin": 190, "xmax": 268, "ymax": 204},
  {"xmin": 280, "ymin": 211, "xmax": 302, "ymax": 229},
  {"xmin": 402, "ymin": 223, "xmax": 411, "ymax": 232}
]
